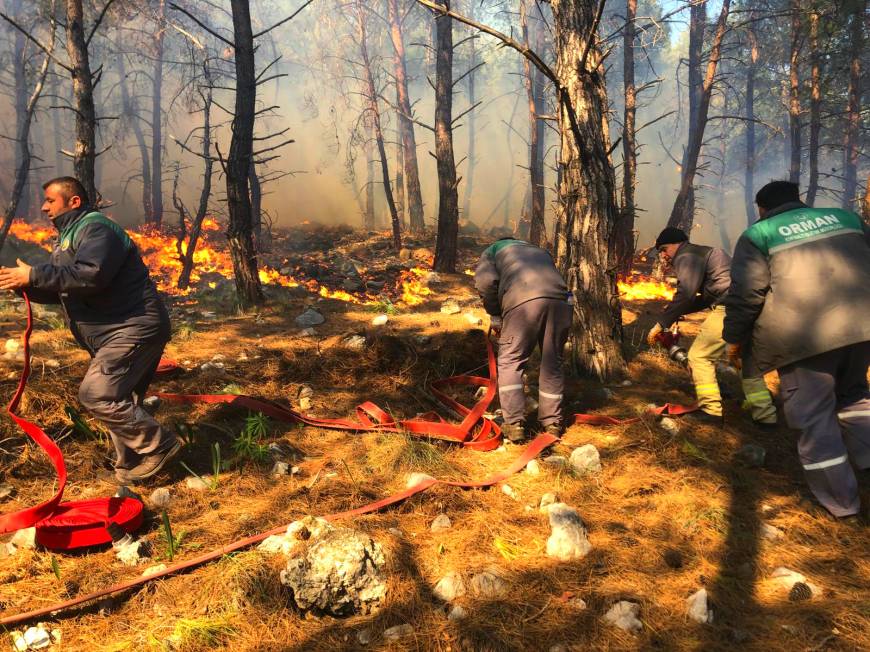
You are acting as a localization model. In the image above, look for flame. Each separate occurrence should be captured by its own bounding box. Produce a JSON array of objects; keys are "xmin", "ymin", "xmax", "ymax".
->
[
  {"xmin": 618, "ymin": 273, "xmax": 675, "ymax": 301},
  {"xmin": 399, "ymin": 267, "xmax": 432, "ymax": 306},
  {"xmin": 463, "ymin": 268, "xmax": 474, "ymax": 276}
]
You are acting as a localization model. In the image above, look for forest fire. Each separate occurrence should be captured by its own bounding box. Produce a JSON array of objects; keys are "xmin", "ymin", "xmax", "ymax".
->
[
  {"xmin": 617, "ymin": 273, "xmax": 675, "ymax": 301},
  {"xmin": 399, "ymin": 267, "xmax": 433, "ymax": 306}
]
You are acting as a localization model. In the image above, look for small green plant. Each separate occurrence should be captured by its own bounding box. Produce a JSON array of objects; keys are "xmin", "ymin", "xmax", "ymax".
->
[
  {"xmin": 244, "ymin": 412, "xmax": 270, "ymax": 439},
  {"xmin": 367, "ymin": 299, "xmax": 400, "ymax": 315},
  {"xmin": 175, "ymin": 323, "xmax": 196, "ymax": 341},
  {"xmin": 50, "ymin": 555, "xmax": 61, "ymax": 581},
  {"xmin": 160, "ymin": 510, "xmax": 185, "ymax": 561},
  {"xmin": 64, "ymin": 406, "xmax": 103, "ymax": 441},
  {"xmin": 232, "ymin": 413, "xmax": 271, "ymax": 463},
  {"xmin": 211, "ymin": 442, "xmax": 221, "ymax": 486}
]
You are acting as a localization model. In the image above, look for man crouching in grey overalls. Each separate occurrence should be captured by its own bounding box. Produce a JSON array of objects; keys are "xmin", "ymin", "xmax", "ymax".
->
[
  {"xmin": 474, "ymin": 238, "xmax": 572, "ymax": 443},
  {"xmin": 0, "ymin": 176, "xmax": 179, "ymax": 484}
]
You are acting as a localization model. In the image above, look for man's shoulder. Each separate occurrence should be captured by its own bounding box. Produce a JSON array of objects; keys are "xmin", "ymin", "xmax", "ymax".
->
[
  {"xmin": 66, "ymin": 212, "xmax": 132, "ymax": 249},
  {"xmin": 743, "ymin": 207, "xmax": 863, "ymax": 255}
]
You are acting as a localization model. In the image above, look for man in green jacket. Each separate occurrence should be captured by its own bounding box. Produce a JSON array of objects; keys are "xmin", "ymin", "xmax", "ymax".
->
[{"xmin": 724, "ymin": 181, "xmax": 870, "ymax": 517}]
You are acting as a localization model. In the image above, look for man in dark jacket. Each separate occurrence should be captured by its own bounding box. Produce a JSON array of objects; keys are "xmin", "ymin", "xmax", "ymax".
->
[
  {"xmin": 724, "ymin": 180, "xmax": 870, "ymax": 518},
  {"xmin": 0, "ymin": 177, "xmax": 178, "ymax": 483},
  {"xmin": 647, "ymin": 227, "xmax": 776, "ymax": 426},
  {"xmin": 474, "ymin": 238, "xmax": 572, "ymax": 443}
]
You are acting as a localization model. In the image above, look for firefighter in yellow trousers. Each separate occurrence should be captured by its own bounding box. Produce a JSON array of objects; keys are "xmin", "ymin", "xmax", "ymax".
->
[{"xmin": 647, "ymin": 228, "xmax": 777, "ymax": 427}]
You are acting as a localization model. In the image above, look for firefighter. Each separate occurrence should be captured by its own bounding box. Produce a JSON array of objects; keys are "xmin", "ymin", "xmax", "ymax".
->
[
  {"xmin": 0, "ymin": 177, "xmax": 178, "ymax": 484},
  {"xmin": 474, "ymin": 238, "xmax": 572, "ymax": 443},
  {"xmin": 724, "ymin": 180, "xmax": 870, "ymax": 517},
  {"xmin": 647, "ymin": 227, "xmax": 777, "ymax": 427}
]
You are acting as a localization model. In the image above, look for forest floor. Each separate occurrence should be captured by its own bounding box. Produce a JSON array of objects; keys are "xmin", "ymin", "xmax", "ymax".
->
[{"xmin": 0, "ymin": 226, "xmax": 867, "ymax": 652}]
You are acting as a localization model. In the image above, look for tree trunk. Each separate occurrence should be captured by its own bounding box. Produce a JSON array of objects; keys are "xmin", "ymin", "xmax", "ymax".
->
[
  {"xmin": 395, "ymin": 136, "xmax": 404, "ymax": 229},
  {"xmin": 118, "ymin": 57, "xmax": 153, "ymax": 220},
  {"xmin": 615, "ymin": 0, "xmax": 637, "ymax": 274},
  {"xmin": 66, "ymin": 0, "xmax": 97, "ymax": 203},
  {"xmin": 50, "ymin": 73, "xmax": 65, "ymax": 176},
  {"xmin": 432, "ymin": 9, "xmax": 459, "ymax": 273},
  {"xmin": 788, "ymin": 0, "xmax": 802, "ymax": 185},
  {"xmin": 150, "ymin": 0, "xmax": 166, "ymax": 225},
  {"xmin": 12, "ymin": 3, "xmax": 31, "ymax": 219},
  {"xmin": 0, "ymin": 0, "xmax": 54, "ymax": 254},
  {"xmin": 744, "ymin": 17, "xmax": 758, "ymax": 225},
  {"xmin": 842, "ymin": 0, "xmax": 864, "ymax": 210},
  {"xmin": 388, "ymin": 0, "xmax": 425, "ymax": 232},
  {"xmin": 226, "ymin": 0, "xmax": 263, "ymax": 308},
  {"xmin": 522, "ymin": 0, "xmax": 546, "ymax": 247},
  {"xmin": 364, "ymin": 118, "xmax": 375, "ymax": 229},
  {"xmin": 665, "ymin": 0, "xmax": 731, "ymax": 232},
  {"xmin": 249, "ymin": 159, "xmax": 263, "ymax": 248},
  {"xmin": 805, "ymin": 9, "xmax": 821, "ymax": 205},
  {"xmin": 357, "ymin": 3, "xmax": 401, "ymax": 249},
  {"xmin": 551, "ymin": 0, "xmax": 626, "ymax": 380}
]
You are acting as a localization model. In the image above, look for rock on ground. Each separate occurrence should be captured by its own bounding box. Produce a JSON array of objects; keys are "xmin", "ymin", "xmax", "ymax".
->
[
  {"xmin": 659, "ymin": 417, "xmax": 680, "ymax": 434},
  {"xmin": 406, "ymin": 472, "xmax": 435, "ymax": 488},
  {"xmin": 149, "ymin": 487, "xmax": 172, "ymax": 509},
  {"xmin": 433, "ymin": 571, "xmax": 466, "ymax": 602},
  {"xmin": 769, "ymin": 567, "xmax": 820, "ymax": 598},
  {"xmin": 686, "ymin": 588, "xmax": 713, "ymax": 624},
  {"xmin": 603, "ymin": 600, "xmax": 643, "ymax": 632},
  {"xmin": 546, "ymin": 503, "xmax": 592, "ymax": 561},
  {"xmin": 279, "ymin": 521, "xmax": 386, "ymax": 616},
  {"xmin": 295, "ymin": 308, "xmax": 325, "ymax": 328},
  {"xmin": 383, "ymin": 624, "xmax": 414, "ymax": 641},
  {"xmin": 469, "ymin": 567, "xmax": 508, "ymax": 599},
  {"xmin": 11, "ymin": 527, "xmax": 36, "ymax": 550},
  {"xmin": 569, "ymin": 444, "xmax": 602, "ymax": 475},
  {"xmin": 141, "ymin": 564, "xmax": 167, "ymax": 577},
  {"xmin": 440, "ymin": 300, "xmax": 461, "ymax": 315},
  {"xmin": 760, "ymin": 523, "xmax": 784, "ymax": 541},
  {"xmin": 737, "ymin": 444, "xmax": 766, "ymax": 467},
  {"xmin": 115, "ymin": 539, "xmax": 150, "ymax": 566},
  {"xmin": 430, "ymin": 514, "xmax": 452, "ymax": 532},
  {"xmin": 184, "ymin": 476, "xmax": 210, "ymax": 491},
  {"xmin": 448, "ymin": 605, "xmax": 467, "ymax": 621},
  {"xmin": 260, "ymin": 516, "xmax": 332, "ymax": 557},
  {"xmin": 525, "ymin": 459, "xmax": 541, "ymax": 476},
  {"xmin": 539, "ymin": 493, "xmax": 558, "ymax": 513}
]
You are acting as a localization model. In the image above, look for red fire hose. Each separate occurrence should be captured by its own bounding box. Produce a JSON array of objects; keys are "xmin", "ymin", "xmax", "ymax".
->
[{"xmin": 0, "ymin": 299, "xmax": 693, "ymax": 627}]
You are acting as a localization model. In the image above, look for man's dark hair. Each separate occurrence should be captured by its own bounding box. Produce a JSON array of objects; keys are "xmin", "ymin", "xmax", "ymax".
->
[
  {"xmin": 755, "ymin": 180, "xmax": 800, "ymax": 210},
  {"xmin": 42, "ymin": 176, "xmax": 89, "ymax": 205}
]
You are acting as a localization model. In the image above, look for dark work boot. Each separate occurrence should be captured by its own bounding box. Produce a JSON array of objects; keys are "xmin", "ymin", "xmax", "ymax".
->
[
  {"xmin": 543, "ymin": 423, "xmax": 564, "ymax": 437},
  {"xmin": 684, "ymin": 410, "xmax": 725, "ymax": 428},
  {"xmin": 502, "ymin": 422, "xmax": 526, "ymax": 443},
  {"xmin": 117, "ymin": 439, "xmax": 182, "ymax": 483}
]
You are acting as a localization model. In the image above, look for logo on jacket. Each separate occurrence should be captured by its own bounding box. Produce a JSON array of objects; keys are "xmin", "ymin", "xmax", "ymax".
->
[{"xmin": 60, "ymin": 237, "xmax": 71, "ymax": 251}]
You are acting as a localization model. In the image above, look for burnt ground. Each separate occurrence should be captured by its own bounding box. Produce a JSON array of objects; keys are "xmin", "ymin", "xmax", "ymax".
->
[{"xmin": 0, "ymin": 228, "xmax": 867, "ymax": 652}]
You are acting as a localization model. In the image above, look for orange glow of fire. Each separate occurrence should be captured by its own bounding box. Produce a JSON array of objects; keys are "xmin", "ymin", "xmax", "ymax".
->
[
  {"xmin": 399, "ymin": 267, "xmax": 432, "ymax": 306},
  {"xmin": 618, "ymin": 274, "xmax": 675, "ymax": 301}
]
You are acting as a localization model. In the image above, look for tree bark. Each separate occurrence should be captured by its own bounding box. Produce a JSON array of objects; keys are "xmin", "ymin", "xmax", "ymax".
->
[
  {"xmin": 744, "ymin": 16, "xmax": 758, "ymax": 225},
  {"xmin": 118, "ymin": 56, "xmax": 153, "ymax": 220},
  {"xmin": 357, "ymin": 3, "xmax": 401, "ymax": 249},
  {"xmin": 665, "ymin": 0, "xmax": 731, "ymax": 232},
  {"xmin": 522, "ymin": 0, "xmax": 546, "ymax": 247},
  {"xmin": 388, "ymin": 0, "xmax": 425, "ymax": 232},
  {"xmin": 249, "ymin": 159, "xmax": 264, "ymax": 248},
  {"xmin": 226, "ymin": 0, "xmax": 263, "ymax": 308},
  {"xmin": 364, "ymin": 123, "xmax": 375, "ymax": 229},
  {"xmin": 842, "ymin": 0, "xmax": 864, "ymax": 210},
  {"xmin": 432, "ymin": 8, "xmax": 459, "ymax": 272},
  {"xmin": 66, "ymin": 0, "xmax": 97, "ymax": 203},
  {"xmin": 805, "ymin": 9, "xmax": 821, "ymax": 205},
  {"xmin": 788, "ymin": 0, "xmax": 802, "ymax": 186},
  {"xmin": 551, "ymin": 0, "xmax": 627, "ymax": 380},
  {"xmin": 615, "ymin": 0, "xmax": 637, "ymax": 274},
  {"xmin": 150, "ymin": 0, "xmax": 166, "ymax": 225}
]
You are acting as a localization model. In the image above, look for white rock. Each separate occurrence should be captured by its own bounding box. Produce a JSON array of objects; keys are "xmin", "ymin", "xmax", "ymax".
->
[
  {"xmin": 211, "ymin": 354, "xmax": 226, "ymax": 362},
  {"xmin": 464, "ymin": 312, "xmax": 483, "ymax": 326},
  {"xmin": 542, "ymin": 455, "xmax": 568, "ymax": 469},
  {"xmin": 566, "ymin": 597, "xmax": 587, "ymax": 610},
  {"xmin": 383, "ymin": 624, "xmax": 414, "ymax": 641},
  {"xmin": 569, "ymin": 444, "xmax": 602, "ymax": 475},
  {"xmin": 539, "ymin": 493, "xmax": 558, "ymax": 513},
  {"xmin": 501, "ymin": 484, "xmax": 518, "ymax": 500},
  {"xmin": 258, "ymin": 535, "xmax": 288, "ymax": 554},
  {"xmin": 603, "ymin": 600, "xmax": 643, "ymax": 633},
  {"xmin": 357, "ymin": 629, "xmax": 372, "ymax": 645},
  {"xmin": 686, "ymin": 588, "xmax": 713, "ymax": 624},
  {"xmin": 440, "ymin": 301, "xmax": 461, "ymax": 315},
  {"xmin": 406, "ymin": 472, "xmax": 435, "ymax": 488},
  {"xmin": 447, "ymin": 605, "xmax": 467, "ymax": 621},
  {"xmin": 200, "ymin": 361, "xmax": 225, "ymax": 372},
  {"xmin": 525, "ymin": 459, "xmax": 541, "ymax": 476},
  {"xmin": 5, "ymin": 338, "xmax": 20, "ymax": 354},
  {"xmin": 22, "ymin": 625, "xmax": 51, "ymax": 650},
  {"xmin": 371, "ymin": 314, "xmax": 389, "ymax": 326},
  {"xmin": 761, "ymin": 523, "xmax": 784, "ymax": 541},
  {"xmin": 621, "ymin": 379, "xmax": 633, "ymax": 387},
  {"xmin": 10, "ymin": 630, "xmax": 27, "ymax": 652},
  {"xmin": 659, "ymin": 417, "xmax": 680, "ymax": 434},
  {"xmin": 115, "ymin": 539, "xmax": 150, "ymax": 566},
  {"xmin": 769, "ymin": 567, "xmax": 820, "ymax": 597},
  {"xmin": 433, "ymin": 571, "xmax": 466, "ymax": 602},
  {"xmin": 11, "ymin": 527, "xmax": 36, "ymax": 550},
  {"xmin": 343, "ymin": 335, "xmax": 367, "ymax": 351},
  {"xmin": 149, "ymin": 487, "xmax": 172, "ymax": 509},
  {"xmin": 184, "ymin": 476, "xmax": 210, "ymax": 491},
  {"xmin": 431, "ymin": 514, "xmax": 452, "ymax": 532},
  {"xmin": 299, "ymin": 396, "xmax": 312, "ymax": 411},
  {"xmin": 469, "ymin": 568, "xmax": 508, "ymax": 598},
  {"xmin": 546, "ymin": 503, "xmax": 592, "ymax": 561},
  {"xmin": 141, "ymin": 564, "xmax": 167, "ymax": 577},
  {"xmin": 388, "ymin": 527, "xmax": 403, "ymax": 537},
  {"xmin": 272, "ymin": 461, "xmax": 290, "ymax": 476}
]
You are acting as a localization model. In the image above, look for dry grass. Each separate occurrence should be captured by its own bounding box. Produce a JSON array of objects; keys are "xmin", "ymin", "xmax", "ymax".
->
[{"xmin": 0, "ymin": 233, "xmax": 867, "ymax": 651}]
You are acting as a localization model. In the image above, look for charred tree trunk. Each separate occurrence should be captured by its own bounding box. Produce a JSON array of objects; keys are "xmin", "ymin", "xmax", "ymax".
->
[
  {"xmin": 0, "ymin": 2, "xmax": 54, "ymax": 254},
  {"xmin": 744, "ymin": 18, "xmax": 758, "ymax": 225},
  {"xmin": 150, "ymin": 0, "xmax": 166, "ymax": 225},
  {"xmin": 666, "ymin": 0, "xmax": 731, "ymax": 232},
  {"xmin": 806, "ymin": 9, "xmax": 821, "ymax": 205},
  {"xmin": 357, "ymin": 4, "xmax": 401, "ymax": 249},
  {"xmin": 66, "ymin": 0, "xmax": 97, "ymax": 203},
  {"xmin": 788, "ymin": 0, "xmax": 802, "ymax": 185},
  {"xmin": 432, "ymin": 9, "xmax": 459, "ymax": 272},
  {"xmin": 226, "ymin": 0, "xmax": 263, "ymax": 308},
  {"xmin": 615, "ymin": 0, "xmax": 637, "ymax": 274},
  {"xmin": 388, "ymin": 0, "xmax": 425, "ymax": 232},
  {"xmin": 118, "ymin": 57, "xmax": 153, "ymax": 220},
  {"xmin": 842, "ymin": 0, "xmax": 864, "ymax": 210},
  {"xmin": 551, "ymin": 0, "xmax": 627, "ymax": 380},
  {"xmin": 395, "ymin": 137, "xmax": 405, "ymax": 229},
  {"xmin": 249, "ymin": 160, "xmax": 264, "ymax": 248},
  {"xmin": 522, "ymin": 0, "xmax": 546, "ymax": 247}
]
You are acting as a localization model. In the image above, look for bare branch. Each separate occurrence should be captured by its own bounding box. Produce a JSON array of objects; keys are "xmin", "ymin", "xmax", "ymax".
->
[
  {"xmin": 168, "ymin": 2, "xmax": 234, "ymax": 48},
  {"xmin": 86, "ymin": 0, "xmax": 119, "ymax": 46},
  {"xmin": 253, "ymin": 0, "xmax": 315, "ymax": 39},
  {"xmin": 0, "ymin": 11, "xmax": 72, "ymax": 72}
]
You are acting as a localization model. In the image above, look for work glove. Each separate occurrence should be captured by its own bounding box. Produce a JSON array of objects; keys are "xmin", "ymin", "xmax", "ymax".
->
[
  {"xmin": 489, "ymin": 316, "xmax": 503, "ymax": 337},
  {"xmin": 646, "ymin": 323, "xmax": 663, "ymax": 346},
  {"xmin": 726, "ymin": 343, "xmax": 742, "ymax": 371}
]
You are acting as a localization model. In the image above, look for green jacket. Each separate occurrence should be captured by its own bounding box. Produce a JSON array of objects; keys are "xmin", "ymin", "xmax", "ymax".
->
[{"xmin": 723, "ymin": 202, "xmax": 870, "ymax": 373}]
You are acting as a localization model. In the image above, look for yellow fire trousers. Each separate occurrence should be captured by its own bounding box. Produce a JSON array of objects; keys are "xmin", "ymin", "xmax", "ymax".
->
[{"xmin": 686, "ymin": 306, "xmax": 777, "ymax": 423}]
